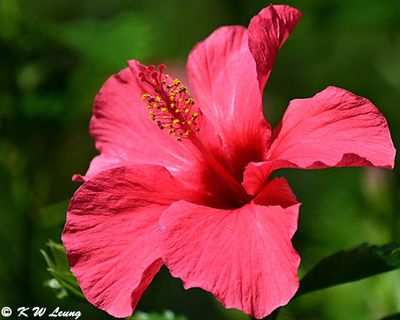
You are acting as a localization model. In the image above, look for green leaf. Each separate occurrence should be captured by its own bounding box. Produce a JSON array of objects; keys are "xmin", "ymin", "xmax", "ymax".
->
[
  {"xmin": 128, "ymin": 310, "xmax": 187, "ymax": 320},
  {"xmin": 40, "ymin": 240, "xmax": 85, "ymax": 301},
  {"xmin": 297, "ymin": 242, "xmax": 400, "ymax": 296},
  {"xmin": 380, "ymin": 313, "xmax": 400, "ymax": 320},
  {"xmin": 44, "ymin": 278, "xmax": 68, "ymax": 299}
]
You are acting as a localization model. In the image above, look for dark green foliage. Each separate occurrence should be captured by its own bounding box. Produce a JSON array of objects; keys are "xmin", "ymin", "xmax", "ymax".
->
[
  {"xmin": 40, "ymin": 240, "xmax": 84, "ymax": 301},
  {"xmin": 298, "ymin": 243, "xmax": 400, "ymax": 296},
  {"xmin": 380, "ymin": 313, "xmax": 400, "ymax": 320}
]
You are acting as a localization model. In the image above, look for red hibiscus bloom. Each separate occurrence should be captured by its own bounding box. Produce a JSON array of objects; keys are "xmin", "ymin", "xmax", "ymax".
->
[{"xmin": 62, "ymin": 4, "xmax": 395, "ymax": 319}]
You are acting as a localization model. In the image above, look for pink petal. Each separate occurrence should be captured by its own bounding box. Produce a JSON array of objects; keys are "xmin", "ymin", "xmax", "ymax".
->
[
  {"xmin": 248, "ymin": 5, "xmax": 302, "ymax": 90},
  {"xmin": 187, "ymin": 26, "xmax": 271, "ymax": 181},
  {"xmin": 243, "ymin": 87, "xmax": 396, "ymax": 194},
  {"xmin": 159, "ymin": 201, "xmax": 301, "ymax": 319},
  {"xmin": 62, "ymin": 165, "xmax": 195, "ymax": 317},
  {"xmin": 269, "ymin": 86, "xmax": 396, "ymax": 167},
  {"xmin": 254, "ymin": 177, "xmax": 298, "ymax": 209},
  {"xmin": 83, "ymin": 61, "xmax": 203, "ymax": 181},
  {"xmin": 242, "ymin": 160, "xmax": 286, "ymax": 196}
]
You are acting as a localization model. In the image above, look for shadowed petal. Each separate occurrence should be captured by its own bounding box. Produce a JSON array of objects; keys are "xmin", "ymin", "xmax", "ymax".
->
[
  {"xmin": 159, "ymin": 201, "xmax": 301, "ymax": 319},
  {"xmin": 248, "ymin": 4, "xmax": 302, "ymax": 90},
  {"xmin": 63, "ymin": 165, "xmax": 198, "ymax": 318},
  {"xmin": 243, "ymin": 87, "xmax": 396, "ymax": 194},
  {"xmin": 242, "ymin": 160, "xmax": 287, "ymax": 196},
  {"xmin": 187, "ymin": 26, "xmax": 270, "ymax": 181},
  {"xmin": 254, "ymin": 177, "xmax": 298, "ymax": 209}
]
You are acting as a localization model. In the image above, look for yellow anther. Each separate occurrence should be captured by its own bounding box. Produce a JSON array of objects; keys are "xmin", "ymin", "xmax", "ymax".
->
[
  {"xmin": 142, "ymin": 93, "xmax": 150, "ymax": 100},
  {"xmin": 170, "ymin": 103, "xmax": 175, "ymax": 108},
  {"xmin": 184, "ymin": 108, "xmax": 190, "ymax": 114},
  {"xmin": 164, "ymin": 123, "xmax": 171, "ymax": 128},
  {"xmin": 155, "ymin": 96, "xmax": 161, "ymax": 102},
  {"xmin": 187, "ymin": 120, "xmax": 192, "ymax": 126},
  {"xmin": 169, "ymin": 96, "xmax": 175, "ymax": 101},
  {"xmin": 192, "ymin": 112, "xmax": 198, "ymax": 119},
  {"xmin": 161, "ymin": 107, "xmax": 168, "ymax": 112},
  {"xmin": 163, "ymin": 115, "xmax": 169, "ymax": 119},
  {"xmin": 178, "ymin": 98, "xmax": 183, "ymax": 103},
  {"xmin": 146, "ymin": 104, "xmax": 152, "ymax": 110},
  {"xmin": 175, "ymin": 109, "xmax": 181, "ymax": 113},
  {"xmin": 185, "ymin": 130, "xmax": 190, "ymax": 136},
  {"xmin": 173, "ymin": 119, "xmax": 180, "ymax": 125}
]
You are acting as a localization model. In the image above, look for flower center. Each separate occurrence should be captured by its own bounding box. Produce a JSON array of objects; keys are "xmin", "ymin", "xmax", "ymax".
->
[
  {"xmin": 139, "ymin": 64, "xmax": 200, "ymax": 142},
  {"xmin": 139, "ymin": 64, "xmax": 251, "ymax": 207}
]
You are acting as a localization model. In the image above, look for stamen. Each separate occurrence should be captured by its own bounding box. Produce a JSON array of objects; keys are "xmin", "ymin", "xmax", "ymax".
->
[
  {"xmin": 140, "ymin": 65, "xmax": 199, "ymax": 141},
  {"xmin": 139, "ymin": 64, "xmax": 250, "ymax": 206}
]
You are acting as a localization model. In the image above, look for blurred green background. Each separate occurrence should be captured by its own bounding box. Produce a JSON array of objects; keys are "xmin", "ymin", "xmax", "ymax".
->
[{"xmin": 0, "ymin": 0, "xmax": 399, "ymax": 319}]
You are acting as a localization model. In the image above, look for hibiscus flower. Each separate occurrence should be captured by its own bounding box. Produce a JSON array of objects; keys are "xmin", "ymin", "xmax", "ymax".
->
[{"xmin": 62, "ymin": 4, "xmax": 395, "ymax": 319}]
